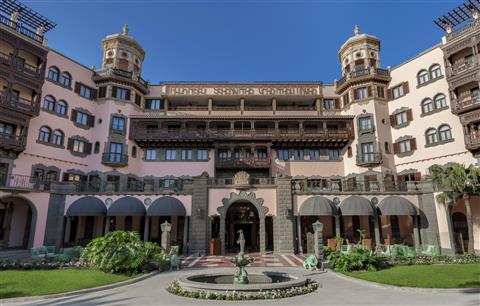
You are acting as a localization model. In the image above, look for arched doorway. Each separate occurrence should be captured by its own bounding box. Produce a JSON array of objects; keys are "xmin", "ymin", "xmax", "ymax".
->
[
  {"xmin": 0, "ymin": 196, "xmax": 37, "ymax": 249},
  {"xmin": 452, "ymin": 212, "xmax": 468, "ymax": 253},
  {"xmin": 225, "ymin": 202, "xmax": 259, "ymax": 253}
]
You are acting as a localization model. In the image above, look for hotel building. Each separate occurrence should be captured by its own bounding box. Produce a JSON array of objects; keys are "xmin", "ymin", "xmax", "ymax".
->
[{"xmin": 0, "ymin": 0, "xmax": 479, "ymax": 256}]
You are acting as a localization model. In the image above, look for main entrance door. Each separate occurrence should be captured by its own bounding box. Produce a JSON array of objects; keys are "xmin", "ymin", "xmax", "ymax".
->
[{"xmin": 226, "ymin": 202, "xmax": 259, "ymax": 253}]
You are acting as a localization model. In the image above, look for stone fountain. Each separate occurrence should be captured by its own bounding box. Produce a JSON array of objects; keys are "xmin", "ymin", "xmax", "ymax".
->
[{"xmin": 229, "ymin": 229, "xmax": 254, "ymax": 284}]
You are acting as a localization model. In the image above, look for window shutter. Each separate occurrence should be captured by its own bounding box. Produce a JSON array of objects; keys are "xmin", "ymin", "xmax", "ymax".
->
[
  {"xmin": 84, "ymin": 142, "xmax": 92, "ymax": 154},
  {"xmin": 353, "ymin": 89, "xmax": 359, "ymax": 100},
  {"xmin": 88, "ymin": 115, "xmax": 95, "ymax": 127},
  {"xmin": 393, "ymin": 142, "xmax": 399, "ymax": 154},
  {"xmin": 71, "ymin": 109, "xmax": 77, "ymax": 122},
  {"xmin": 367, "ymin": 86, "xmax": 372, "ymax": 97},
  {"xmin": 111, "ymin": 86, "xmax": 117, "ymax": 98},
  {"xmin": 333, "ymin": 98, "xmax": 340, "ymax": 109},
  {"xmin": 386, "ymin": 89, "xmax": 393, "ymax": 100},
  {"xmin": 406, "ymin": 109, "xmax": 413, "ymax": 121},
  {"xmin": 389, "ymin": 114, "xmax": 396, "ymax": 126},
  {"xmin": 91, "ymin": 88, "xmax": 98, "ymax": 100},
  {"xmin": 74, "ymin": 82, "xmax": 81, "ymax": 94},
  {"xmin": 410, "ymin": 138, "xmax": 417, "ymax": 151},
  {"xmin": 67, "ymin": 138, "xmax": 74, "ymax": 150},
  {"xmin": 135, "ymin": 93, "xmax": 141, "ymax": 106},
  {"xmin": 126, "ymin": 89, "xmax": 131, "ymax": 101},
  {"xmin": 403, "ymin": 82, "xmax": 410, "ymax": 94}
]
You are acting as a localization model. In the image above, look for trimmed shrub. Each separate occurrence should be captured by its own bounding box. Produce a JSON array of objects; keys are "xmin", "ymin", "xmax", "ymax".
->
[{"xmin": 328, "ymin": 248, "xmax": 387, "ymax": 272}]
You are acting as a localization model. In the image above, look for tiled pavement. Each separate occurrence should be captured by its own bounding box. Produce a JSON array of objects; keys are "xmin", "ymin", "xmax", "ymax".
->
[{"xmin": 180, "ymin": 253, "xmax": 308, "ymax": 268}]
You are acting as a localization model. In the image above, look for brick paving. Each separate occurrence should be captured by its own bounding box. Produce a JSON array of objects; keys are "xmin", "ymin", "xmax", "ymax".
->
[{"xmin": 181, "ymin": 253, "xmax": 308, "ymax": 268}]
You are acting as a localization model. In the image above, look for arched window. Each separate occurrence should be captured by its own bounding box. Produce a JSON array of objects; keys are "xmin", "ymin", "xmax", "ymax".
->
[
  {"xmin": 47, "ymin": 66, "xmax": 60, "ymax": 82},
  {"xmin": 426, "ymin": 128, "xmax": 438, "ymax": 145},
  {"xmin": 438, "ymin": 125, "xmax": 452, "ymax": 141},
  {"xmin": 52, "ymin": 129, "xmax": 64, "ymax": 146},
  {"xmin": 46, "ymin": 171, "xmax": 58, "ymax": 181},
  {"xmin": 43, "ymin": 95, "xmax": 56, "ymax": 111},
  {"xmin": 430, "ymin": 64, "xmax": 442, "ymax": 79},
  {"xmin": 434, "ymin": 94, "xmax": 447, "ymax": 109},
  {"xmin": 59, "ymin": 72, "xmax": 72, "ymax": 87},
  {"xmin": 38, "ymin": 126, "xmax": 51, "ymax": 142},
  {"xmin": 421, "ymin": 98, "xmax": 434, "ymax": 114},
  {"xmin": 56, "ymin": 100, "xmax": 67, "ymax": 115},
  {"xmin": 417, "ymin": 69, "xmax": 429, "ymax": 85}
]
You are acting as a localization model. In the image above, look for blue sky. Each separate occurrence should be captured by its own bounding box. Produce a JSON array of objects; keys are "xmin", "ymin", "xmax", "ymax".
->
[{"xmin": 27, "ymin": 0, "xmax": 458, "ymax": 84}]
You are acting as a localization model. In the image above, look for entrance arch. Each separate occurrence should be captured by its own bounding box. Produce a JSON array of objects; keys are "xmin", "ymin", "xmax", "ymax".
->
[
  {"xmin": 452, "ymin": 212, "xmax": 468, "ymax": 253},
  {"xmin": 225, "ymin": 202, "xmax": 259, "ymax": 253},
  {"xmin": 0, "ymin": 196, "xmax": 37, "ymax": 249},
  {"xmin": 217, "ymin": 191, "xmax": 269, "ymax": 255}
]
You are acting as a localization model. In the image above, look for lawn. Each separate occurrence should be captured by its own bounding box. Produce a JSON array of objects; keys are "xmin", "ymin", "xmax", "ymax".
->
[
  {"xmin": 344, "ymin": 264, "xmax": 480, "ymax": 288},
  {"xmin": 0, "ymin": 269, "xmax": 132, "ymax": 299}
]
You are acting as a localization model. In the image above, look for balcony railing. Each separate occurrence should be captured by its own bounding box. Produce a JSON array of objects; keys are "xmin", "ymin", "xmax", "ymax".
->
[
  {"xmin": 336, "ymin": 68, "xmax": 390, "ymax": 89},
  {"xmin": 465, "ymin": 131, "xmax": 480, "ymax": 150},
  {"xmin": 0, "ymin": 51, "xmax": 10, "ymax": 66},
  {"xmin": 291, "ymin": 178, "xmax": 424, "ymax": 194},
  {"xmin": 94, "ymin": 68, "xmax": 148, "ymax": 87},
  {"xmin": 356, "ymin": 152, "xmax": 382, "ymax": 167},
  {"xmin": 0, "ymin": 51, "xmax": 42, "ymax": 80},
  {"xmin": 0, "ymin": 132, "xmax": 25, "ymax": 151},
  {"xmin": 72, "ymin": 179, "xmax": 185, "ymax": 194},
  {"xmin": 101, "ymin": 153, "xmax": 129, "ymax": 166},
  {"xmin": 0, "ymin": 15, "xmax": 44, "ymax": 43},
  {"xmin": 215, "ymin": 158, "xmax": 271, "ymax": 169},
  {"xmin": 132, "ymin": 127, "xmax": 352, "ymax": 143},
  {"xmin": 448, "ymin": 55, "xmax": 479, "ymax": 77},
  {"xmin": 209, "ymin": 177, "xmax": 275, "ymax": 186},
  {"xmin": 0, "ymin": 91, "xmax": 38, "ymax": 115},
  {"xmin": 452, "ymin": 95, "xmax": 480, "ymax": 113},
  {"xmin": 446, "ymin": 19, "xmax": 480, "ymax": 42},
  {"xmin": 0, "ymin": 174, "xmax": 49, "ymax": 191}
]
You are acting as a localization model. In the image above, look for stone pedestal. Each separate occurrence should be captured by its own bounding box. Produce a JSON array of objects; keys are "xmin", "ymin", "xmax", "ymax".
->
[
  {"xmin": 161, "ymin": 221, "xmax": 172, "ymax": 252},
  {"xmin": 313, "ymin": 220, "xmax": 324, "ymax": 260},
  {"xmin": 306, "ymin": 232, "xmax": 314, "ymax": 254}
]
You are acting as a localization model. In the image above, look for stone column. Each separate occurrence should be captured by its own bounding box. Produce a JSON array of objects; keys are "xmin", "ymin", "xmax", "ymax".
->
[
  {"xmin": 272, "ymin": 98, "xmax": 277, "ymax": 114},
  {"xmin": 240, "ymin": 98, "xmax": 245, "ymax": 114},
  {"xmin": 143, "ymin": 216, "xmax": 150, "ymax": 242},
  {"xmin": 182, "ymin": 216, "xmax": 189, "ymax": 255},
  {"xmin": 188, "ymin": 172, "xmax": 209, "ymax": 256},
  {"xmin": 220, "ymin": 217, "xmax": 226, "ymax": 255},
  {"xmin": 161, "ymin": 221, "xmax": 172, "ymax": 252},
  {"xmin": 260, "ymin": 217, "xmax": 266, "ymax": 254},
  {"xmin": 164, "ymin": 98, "xmax": 169, "ymax": 113},
  {"xmin": 373, "ymin": 215, "xmax": 381, "ymax": 246},
  {"xmin": 2, "ymin": 203, "xmax": 13, "ymax": 248},
  {"xmin": 297, "ymin": 215, "xmax": 303, "ymax": 254},
  {"xmin": 315, "ymin": 98, "xmax": 321, "ymax": 114},
  {"xmin": 335, "ymin": 215, "xmax": 341, "ymax": 237},
  {"xmin": 208, "ymin": 98, "xmax": 213, "ymax": 114},
  {"xmin": 412, "ymin": 215, "xmax": 420, "ymax": 252},
  {"xmin": 274, "ymin": 177, "xmax": 295, "ymax": 254},
  {"xmin": 313, "ymin": 220, "xmax": 324, "ymax": 260},
  {"xmin": 104, "ymin": 216, "xmax": 110, "ymax": 235},
  {"xmin": 64, "ymin": 217, "xmax": 71, "ymax": 243}
]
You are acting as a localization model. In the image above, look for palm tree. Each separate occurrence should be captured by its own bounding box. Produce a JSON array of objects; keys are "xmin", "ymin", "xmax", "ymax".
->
[{"xmin": 427, "ymin": 163, "xmax": 480, "ymax": 253}]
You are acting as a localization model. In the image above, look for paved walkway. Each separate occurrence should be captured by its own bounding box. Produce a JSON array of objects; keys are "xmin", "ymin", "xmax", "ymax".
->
[
  {"xmin": 181, "ymin": 253, "xmax": 308, "ymax": 268},
  {"xmin": 4, "ymin": 266, "xmax": 478, "ymax": 306}
]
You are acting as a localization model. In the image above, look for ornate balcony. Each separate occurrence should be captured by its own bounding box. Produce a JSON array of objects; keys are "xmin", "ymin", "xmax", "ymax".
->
[
  {"xmin": 335, "ymin": 68, "xmax": 390, "ymax": 93},
  {"xmin": 0, "ymin": 132, "xmax": 25, "ymax": 152},
  {"xmin": 101, "ymin": 152, "xmax": 129, "ymax": 167},
  {"xmin": 447, "ymin": 55, "xmax": 480, "ymax": 78},
  {"xmin": 0, "ymin": 15, "xmax": 44, "ymax": 43},
  {"xmin": 0, "ymin": 174, "xmax": 49, "ymax": 192},
  {"xmin": 355, "ymin": 152, "xmax": 382, "ymax": 167},
  {"xmin": 0, "ymin": 91, "xmax": 39, "ymax": 115},
  {"xmin": 215, "ymin": 158, "xmax": 271, "ymax": 169},
  {"xmin": 93, "ymin": 68, "xmax": 148, "ymax": 93},
  {"xmin": 452, "ymin": 95, "xmax": 480, "ymax": 114},
  {"xmin": 465, "ymin": 131, "xmax": 480, "ymax": 151}
]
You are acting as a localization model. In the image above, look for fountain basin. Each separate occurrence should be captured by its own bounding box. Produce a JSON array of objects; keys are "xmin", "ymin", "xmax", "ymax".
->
[{"xmin": 178, "ymin": 271, "xmax": 306, "ymax": 293}]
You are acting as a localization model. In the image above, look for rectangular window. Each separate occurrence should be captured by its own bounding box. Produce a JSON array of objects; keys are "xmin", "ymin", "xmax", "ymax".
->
[
  {"xmin": 73, "ymin": 139, "xmax": 85, "ymax": 153},
  {"xmin": 377, "ymin": 86, "xmax": 385, "ymax": 98},
  {"xmin": 111, "ymin": 116, "xmax": 126, "ymax": 132},
  {"xmin": 359, "ymin": 116, "xmax": 372, "ymax": 130},
  {"xmin": 197, "ymin": 149, "xmax": 209, "ymax": 161},
  {"xmin": 98, "ymin": 86, "xmax": 107, "ymax": 98},
  {"xmin": 109, "ymin": 143, "xmax": 123, "ymax": 162},
  {"xmin": 399, "ymin": 140, "xmax": 411, "ymax": 153},
  {"xmin": 277, "ymin": 149, "xmax": 289, "ymax": 161},
  {"xmin": 145, "ymin": 149, "xmax": 157, "ymax": 160},
  {"xmin": 355, "ymin": 87, "xmax": 368, "ymax": 100},
  {"xmin": 218, "ymin": 149, "xmax": 228, "ymax": 160},
  {"xmin": 395, "ymin": 112, "xmax": 408, "ymax": 125},
  {"xmin": 115, "ymin": 87, "xmax": 130, "ymax": 100},
  {"xmin": 146, "ymin": 99, "xmax": 163, "ymax": 110},
  {"xmin": 309, "ymin": 149, "xmax": 320, "ymax": 160},
  {"xmin": 0, "ymin": 122, "xmax": 14, "ymax": 134},
  {"xmin": 294, "ymin": 149, "xmax": 304, "ymax": 160},
  {"xmin": 76, "ymin": 111, "xmax": 89, "ymax": 126},
  {"xmin": 181, "ymin": 149, "xmax": 192, "ymax": 160},
  {"xmin": 329, "ymin": 148, "xmax": 340, "ymax": 160},
  {"xmin": 392, "ymin": 85, "xmax": 404, "ymax": 99},
  {"xmin": 361, "ymin": 142, "xmax": 374, "ymax": 162},
  {"xmin": 323, "ymin": 99, "xmax": 334, "ymax": 109},
  {"xmin": 165, "ymin": 149, "xmax": 177, "ymax": 160},
  {"xmin": 79, "ymin": 85, "xmax": 92, "ymax": 99},
  {"xmin": 163, "ymin": 179, "xmax": 176, "ymax": 189},
  {"xmin": 257, "ymin": 149, "xmax": 268, "ymax": 160}
]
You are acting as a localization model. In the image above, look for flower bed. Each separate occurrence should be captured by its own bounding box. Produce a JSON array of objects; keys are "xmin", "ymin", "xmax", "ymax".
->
[
  {"xmin": 166, "ymin": 279, "xmax": 319, "ymax": 300},
  {"xmin": 386, "ymin": 254, "xmax": 480, "ymax": 266},
  {"xmin": 0, "ymin": 257, "xmax": 83, "ymax": 271}
]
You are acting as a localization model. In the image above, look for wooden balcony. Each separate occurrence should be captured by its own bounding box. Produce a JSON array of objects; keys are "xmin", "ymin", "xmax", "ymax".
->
[
  {"xmin": 93, "ymin": 68, "xmax": 148, "ymax": 93},
  {"xmin": 215, "ymin": 158, "xmax": 271, "ymax": 169},
  {"xmin": 452, "ymin": 95, "xmax": 480, "ymax": 114},
  {"xmin": 335, "ymin": 68, "xmax": 390, "ymax": 92},
  {"xmin": 0, "ymin": 132, "xmax": 25, "ymax": 152},
  {"xmin": 0, "ymin": 15, "xmax": 45, "ymax": 44},
  {"xmin": 356, "ymin": 152, "xmax": 382, "ymax": 167},
  {"xmin": 447, "ymin": 55, "xmax": 480, "ymax": 78},
  {"xmin": 0, "ymin": 51, "xmax": 43, "ymax": 87},
  {"xmin": 465, "ymin": 131, "xmax": 480, "ymax": 151},
  {"xmin": 0, "ymin": 91, "xmax": 39, "ymax": 115},
  {"xmin": 0, "ymin": 174, "xmax": 49, "ymax": 192}
]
